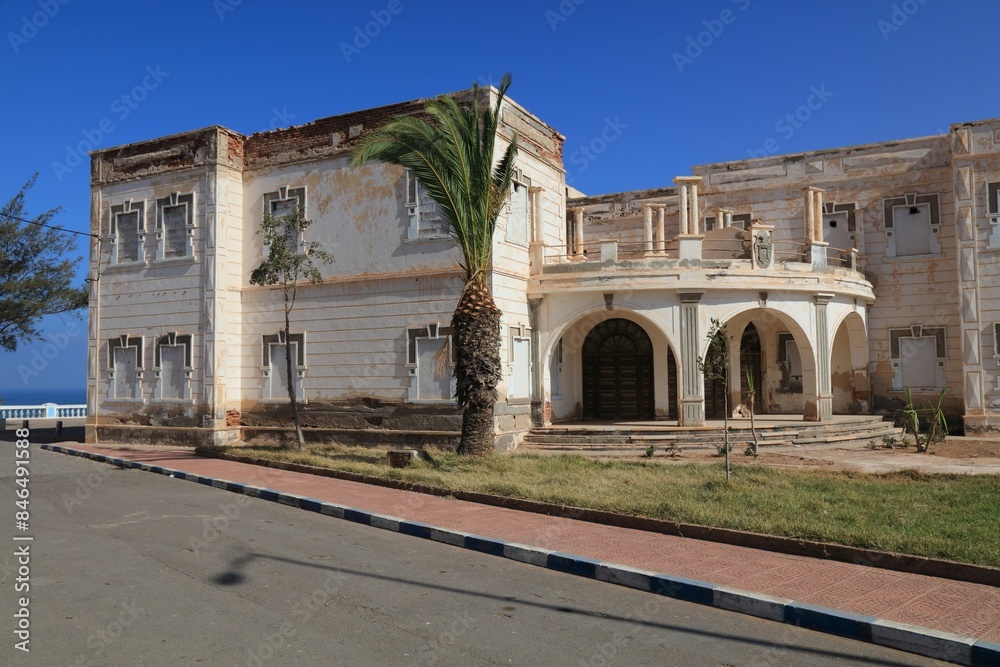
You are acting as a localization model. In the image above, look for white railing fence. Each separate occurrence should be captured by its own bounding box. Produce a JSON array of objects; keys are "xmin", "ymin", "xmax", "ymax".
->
[{"xmin": 0, "ymin": 403, "xmax": 88, "ymax": 420}]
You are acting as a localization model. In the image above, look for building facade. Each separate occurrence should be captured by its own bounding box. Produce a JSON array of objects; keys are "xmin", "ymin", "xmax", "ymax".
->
[{"xmin": 85, "ymin": 88, "xmax": 1000, "ymax": 449}]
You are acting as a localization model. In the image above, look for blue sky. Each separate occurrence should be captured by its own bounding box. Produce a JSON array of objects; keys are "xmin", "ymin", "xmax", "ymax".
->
[{"xmin": 2, "ymin": 0, "xmax": 998, "ymax": 396}]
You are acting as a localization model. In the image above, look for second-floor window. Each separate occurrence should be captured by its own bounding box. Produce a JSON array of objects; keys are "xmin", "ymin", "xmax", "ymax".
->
[
  {"xmin": 405, "ymin": 170, "xmax": 448, "ymax": 239},
  {"xmin": 987, "ymin": 181, "xmax": 1000, "ymax": 247},
  {"xmin": 506, "ymin": 170, "xmax": 532, "ymax": 245},
  {"xmin": 110, "ymin": 201, "xmax": 144, "ymax": 264},
  {"xmin": 156, "ymin": 193, "xmax": 194, "ymax": 260},
  {"xmin": 263, "ymin": 186, "xmax": 306, "ymax": 253},
  {"xmin": 884, "ymin": 193, "xmax": 940, "ymax": 258}
]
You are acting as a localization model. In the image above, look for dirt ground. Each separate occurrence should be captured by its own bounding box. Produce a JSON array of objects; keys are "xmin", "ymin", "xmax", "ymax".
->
[{"xmin": 624, "ymin": 435, "xmax": 1000, "ymax": 474}]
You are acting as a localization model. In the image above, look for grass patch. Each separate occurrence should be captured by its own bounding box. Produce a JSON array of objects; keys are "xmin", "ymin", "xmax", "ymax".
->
[{"xmin": 210, "ymin": 444, "xmax": 1000, "ymax": 567}]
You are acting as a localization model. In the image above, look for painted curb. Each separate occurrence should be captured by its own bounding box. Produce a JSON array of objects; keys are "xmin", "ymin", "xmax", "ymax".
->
[{"xmin": 42, "ymin": 444, "xmax": 999, "ymax": 667}]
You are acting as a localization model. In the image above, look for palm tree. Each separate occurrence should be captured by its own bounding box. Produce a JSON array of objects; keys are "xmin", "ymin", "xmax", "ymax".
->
[{"xmin": 350, "ymin": 75, "xmax": 518, "ymax": 456}]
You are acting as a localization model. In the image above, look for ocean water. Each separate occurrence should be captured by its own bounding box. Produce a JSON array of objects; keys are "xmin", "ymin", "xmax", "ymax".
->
[{"xmin": 0, "ymin": 388, "xmax": 87, "ymax": 406}]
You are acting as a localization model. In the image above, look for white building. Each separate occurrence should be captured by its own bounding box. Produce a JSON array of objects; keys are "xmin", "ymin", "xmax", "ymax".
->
[{"xmin": 86, "ymin": 87, "xmax": 1000, "ymax": 448}]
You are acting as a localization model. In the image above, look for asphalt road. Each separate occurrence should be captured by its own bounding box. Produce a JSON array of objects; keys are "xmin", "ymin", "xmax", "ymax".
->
[{"xmin": 0, "ymin": 446, "xmax": 946, "ymax": 666}]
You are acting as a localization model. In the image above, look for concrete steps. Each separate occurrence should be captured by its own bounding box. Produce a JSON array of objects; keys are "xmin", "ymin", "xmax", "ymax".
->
[{"xmin": 519, "ymin": 416, "xmax": 897, "ymax": 453}]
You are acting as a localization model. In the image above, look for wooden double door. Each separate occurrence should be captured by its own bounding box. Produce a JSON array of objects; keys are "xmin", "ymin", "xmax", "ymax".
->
[{"xmin": 582, "ymin": 319, "xmax": 663, "ymax": 421}]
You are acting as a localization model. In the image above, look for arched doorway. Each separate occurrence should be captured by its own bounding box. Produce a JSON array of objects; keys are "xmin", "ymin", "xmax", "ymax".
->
[
  {"xmin": 582, "ymin": 319, "xmax": 654, "ymax": 420},
  {"xmin": 740, "ymin": 323, "xmax": 764, "ymax": 414}
]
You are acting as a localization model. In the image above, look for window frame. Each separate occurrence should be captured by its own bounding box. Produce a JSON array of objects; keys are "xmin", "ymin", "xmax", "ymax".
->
[
  {"xmin": 263, "ymin": 186, "xmax": 307, "ymax": 254},
  {"xmin": 505, "ymin": 168, "xmax": 532, "ymax": 246},
  {"xmin": 260, "ymin": 331, "xmax": 307, "ymax": 402},
  {"xmin": 109, "ymin": 200, "xmax": 145, "ymax": 265},
  {"xmin": 987, "ymin": 181, "xmax": 1000, "ymax": 248},
  {"xmin": 405, "ymin": 323, "xmax": 456, "ymax": 403},
  {"xmin": 107, "ymin": 334, "xmax": 144, "ymax": 401},
  {"xmin": 883, "ymin": 193, "xmax": 941, "ymax": 259},
  {"xmin": 153, "ymin": 332, "xmax": 193, "ymax": 402},
  {"xmin": 507, "ymin": 323, "xmax": 533, "ymax": 401},
  {"xmin": 155, "ymin": 192, "xmax": 196, "ymax": 261},
  {"xmin": 404, "ymin": 170, "xmax": 450, "ymax": 241},
  {"xmin": 889, "ymin": 326, "xmax": 946, "ymax": 391}
]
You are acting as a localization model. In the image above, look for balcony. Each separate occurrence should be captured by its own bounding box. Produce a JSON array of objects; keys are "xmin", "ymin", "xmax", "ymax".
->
[{"xmin": 530, "ymin": 182, "xmax": 872, "ymax": 301}]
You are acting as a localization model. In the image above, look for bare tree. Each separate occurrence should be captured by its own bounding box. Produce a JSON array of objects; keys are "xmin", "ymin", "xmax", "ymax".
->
[{"xmin": 249, "ymin": 207, "xmax": 332, "ymax": 449}]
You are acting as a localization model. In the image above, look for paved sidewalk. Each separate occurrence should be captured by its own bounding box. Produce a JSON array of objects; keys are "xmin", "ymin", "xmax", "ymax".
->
[{"xmin": 43, "ymin": 443, "xmax": 1000, "ymax": 665}]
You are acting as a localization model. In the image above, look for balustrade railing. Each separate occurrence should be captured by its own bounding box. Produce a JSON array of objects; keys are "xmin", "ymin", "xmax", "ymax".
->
[{"xmin": 0, "ymin": 403, "xmax": 87, "ymax": 420}]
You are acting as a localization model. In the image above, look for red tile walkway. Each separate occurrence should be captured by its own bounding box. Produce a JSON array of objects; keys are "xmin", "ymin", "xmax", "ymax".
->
[{"xmin": 57, "ymin": 444, "xmax": 1000, "ymax": 644}]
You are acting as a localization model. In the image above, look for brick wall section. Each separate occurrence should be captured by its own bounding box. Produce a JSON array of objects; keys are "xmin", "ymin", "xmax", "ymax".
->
[
  {"xmin": 91, "ymin": 128, "xmax": 220, "ymax": 185},
  {"xmin": 92, "ymin": 87, "xmax": 565, "ymax": 185}
]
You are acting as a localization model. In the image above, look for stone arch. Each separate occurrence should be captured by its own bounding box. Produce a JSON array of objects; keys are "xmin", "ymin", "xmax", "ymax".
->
[
  {"xmin": 831, "ymin": 310, "xmax": 870, "ymax": 414},
  {"xmin": 712, "ymin": 304, "xmax": 818, "ymax": 420},
  {"xmin": 543, "ymin": 308, "xmax": 679, "ymax": 422},
  {"xmin": 581, "ymin": 319, "xmax": 655, "ymax": 420}
]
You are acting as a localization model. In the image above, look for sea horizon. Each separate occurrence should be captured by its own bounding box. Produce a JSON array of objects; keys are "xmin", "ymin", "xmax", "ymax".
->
[{"xmin": 0, "ymin": 387, "xmax": 87, "ymax": 406}]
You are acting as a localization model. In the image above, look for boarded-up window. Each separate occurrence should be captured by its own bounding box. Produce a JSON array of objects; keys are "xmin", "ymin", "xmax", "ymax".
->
[
  {"xmin": 892, "ymin": 203, "xmax": 932, "ymax": 256},
  {"xmin": 262, "ymin": 332, "xmax": 305, "ymax": 401},
  {"xmin": 155, "ymin": 333, "xmax": 192, "ymax": 400},
  {"xmin": 890, "ymin": 327, "xmax": 945, "ymax": 390},
  {"xmin": 417, "ymin": 337, "xmax": 452, "ymax": 400},
  {"xmin": 108, "ymin": 335, "xmax": 143, "ymax": 400},
  {"xmin": 509, "ymin": 336, "xmax": 532, "ymax": 399},
  {"xmin": 115, "ymin": 211, "xmax": 140, "ymax": 263},
  {"xmin": 158, "ymin": 345, "xmax": 186, "ymax": 399},
  {"xmin": 269, "ymin": 343, "xmax": 291, "ymax": 398},
  {"xmin": 507, "ymin": 181, "xmax": 529, "ymax": 245},
  {"xmin": 884, "ymin": 194, "xmax": 939, "ymax": 257},
  {"xmin": 264, "ymin": 187, "xmax": 306, "ymax": 253},
  {"xmin": 899, "ymin": 337, "xmax": 937, "ymax": 388},
  {"xmin": 405, "ymin": 170, "xmax": 448, "ymax": 238}
]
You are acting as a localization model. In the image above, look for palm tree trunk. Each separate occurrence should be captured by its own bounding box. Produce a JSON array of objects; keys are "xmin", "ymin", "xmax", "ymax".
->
[{"xmin": 452, "ymin": 282, "xmax": 502, "ymax": 456}]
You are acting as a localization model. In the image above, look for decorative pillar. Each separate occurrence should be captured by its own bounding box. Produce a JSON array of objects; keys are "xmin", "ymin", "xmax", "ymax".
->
[
  {"xmin": 690, "ymin": 181, "xmax": 700, "ymax": 235},
  {"xmin": 676, "ymin": 181, "xmax": 689, "ymax": 235},
  {"xmin": 679, "ymin": 292, "xmax": 705, "ymax": 426},
  {"xmin": 528, "ymin": 298, "xmax": 545, "ymax": 427},
  {"xmin": 573, "ymin": 207, "xmax": 584, "ymax": 257},
  {"xmin": 805, "ymin": 187, "xmax": 828, "ymax": 269},
  {"xmin": 674, "ymin": 176, "xmax": 705, "ymax": 261},
  {"xmin": 812, "ymin": 293, "xmax": 834, "ymax": 421},
  {"xmin": 655, "ymin": 205, "xmax": 666, "ymax": 253},
  {"xmin": 643, "ymin": 204, "xmax": 654, "ymax": 256}
]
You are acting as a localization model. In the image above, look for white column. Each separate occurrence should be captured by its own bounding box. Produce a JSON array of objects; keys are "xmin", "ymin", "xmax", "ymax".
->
[
  {"xmin": 690, "ymin": 182, "xmax": 700, "ymax": 235},
  {"xmin": 643, "ymin": 205, "xmax": 654, "ymax": 256},
  {"xmin": 804, "ymin": 188, "xmax": 815, "ymax": 244},
  {"xmin": 655, "ymin": 206, "xmax": 666, "ymax": 252},
  {"xmin": 677, "ymin": 183, "xmax": 689, "ymax": 235},
  {"xmin": 573, "ymin": 207, "xmax": 584, "ymax": 256}
]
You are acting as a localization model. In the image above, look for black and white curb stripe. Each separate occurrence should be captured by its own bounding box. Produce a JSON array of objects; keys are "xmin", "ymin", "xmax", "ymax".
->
[{"xmin": 42, "ymin": 444, "xmax": 1000, "ymax": 667}]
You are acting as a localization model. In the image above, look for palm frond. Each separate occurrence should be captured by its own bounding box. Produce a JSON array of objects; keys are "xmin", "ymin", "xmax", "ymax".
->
[{"xmin": 350, "ymin": 74, "xmax": 518, "ymax": 283}]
